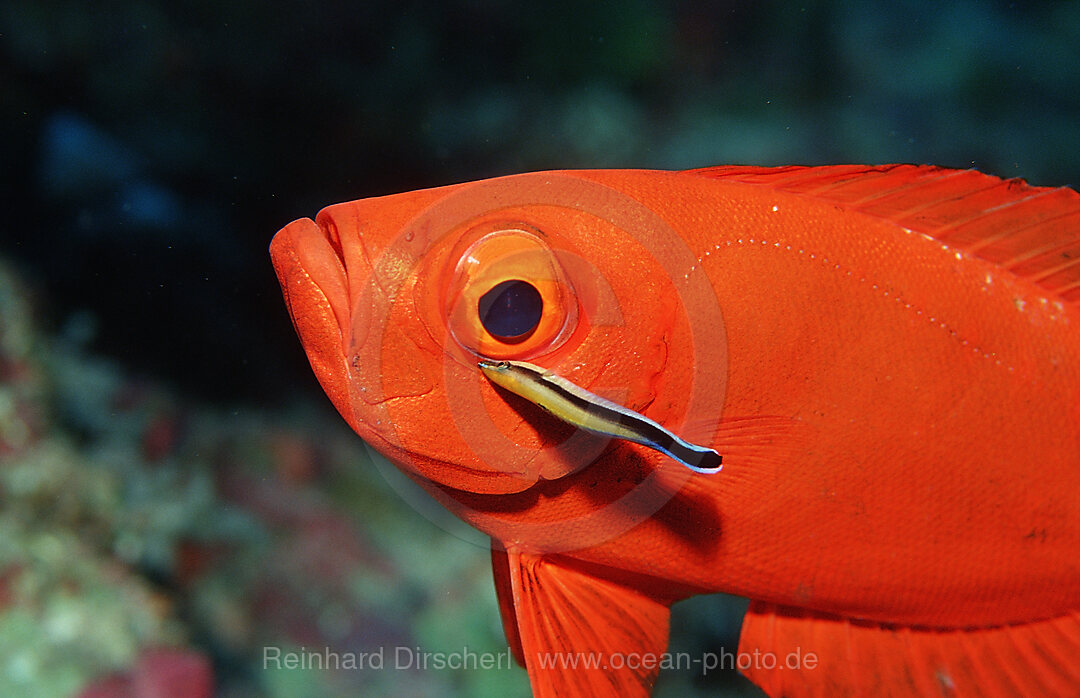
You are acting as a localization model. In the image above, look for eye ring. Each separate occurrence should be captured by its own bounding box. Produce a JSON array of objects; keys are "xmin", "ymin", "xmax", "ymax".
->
[{"xmin": 443, "ymin": 223, "xmax": 577, "ymax": 360}]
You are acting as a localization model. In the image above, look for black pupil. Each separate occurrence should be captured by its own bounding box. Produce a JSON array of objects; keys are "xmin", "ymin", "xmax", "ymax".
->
[{"xmin": 477, "ymin": 280, "xmax": 543, "ymax": 342}]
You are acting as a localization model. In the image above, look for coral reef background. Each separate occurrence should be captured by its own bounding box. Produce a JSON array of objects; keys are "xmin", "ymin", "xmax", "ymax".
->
[{"xmin": 1, "ymin": 2, "xmax": 1078, "ymax": 696}]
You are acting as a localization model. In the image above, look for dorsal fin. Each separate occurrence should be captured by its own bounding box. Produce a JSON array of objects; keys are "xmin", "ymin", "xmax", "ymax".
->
[{"xmin": 686, "ymin": 165, "xmax": 1080, "ymax": 304}]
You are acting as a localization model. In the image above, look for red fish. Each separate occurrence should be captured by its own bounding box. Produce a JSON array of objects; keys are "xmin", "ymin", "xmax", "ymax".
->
[{"xmin": 270, "ymin": 165, "xmax": 1080, "ymax": 697}]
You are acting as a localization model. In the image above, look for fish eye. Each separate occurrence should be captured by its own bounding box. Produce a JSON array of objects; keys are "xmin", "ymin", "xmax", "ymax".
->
[
  {"xmin": 478, "ymin": 279, "xmax": 543, "ymax": 342},
  {"xmin": 443, "ymin": 224, "xmax": 577, "ymax": 359}
]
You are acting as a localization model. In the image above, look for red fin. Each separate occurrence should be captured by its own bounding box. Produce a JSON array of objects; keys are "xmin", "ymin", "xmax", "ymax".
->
[
  {"xmin": 491, "ymin": 544, "xmax": 671, "ymax": 697},
  {"xmin": 491, "ymin": 544, "xmax": 526, "ymax": 667},
  {"xmin": 710, "ymin": 415, "xmax": 808, "ymax": 469},
  {"xmin": 739, "ymin": 601, "xmax": 1080, "ymax": 697},
  {"xmin": 686, "ymin": 165, "xmax": 1080, "ymax": 304},
  {"xmin": 679, "ymin": 414, "xmax": 801, "ymax": 445}
]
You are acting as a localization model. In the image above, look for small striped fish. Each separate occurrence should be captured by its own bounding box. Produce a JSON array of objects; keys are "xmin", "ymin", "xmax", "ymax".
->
[{"xmin": 478, "ymin": 359, "xmax": 722, "ymax": 474}]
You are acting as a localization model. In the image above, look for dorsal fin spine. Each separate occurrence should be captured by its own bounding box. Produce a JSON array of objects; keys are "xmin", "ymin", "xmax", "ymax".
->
[{"xmin": 686, "ymin": 164, "xmax": 1080, "ymax": 309}]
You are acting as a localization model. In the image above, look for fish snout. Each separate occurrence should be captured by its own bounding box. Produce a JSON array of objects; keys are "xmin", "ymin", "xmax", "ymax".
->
[{"xmin": 270, "ymin": 216, "xmax": 354, "ymax": 426}]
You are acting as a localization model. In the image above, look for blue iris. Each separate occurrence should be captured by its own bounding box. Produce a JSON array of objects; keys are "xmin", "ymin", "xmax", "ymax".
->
[{"xmin": 478, "ymin": 280, "xmax": 543, "ymax": 342}]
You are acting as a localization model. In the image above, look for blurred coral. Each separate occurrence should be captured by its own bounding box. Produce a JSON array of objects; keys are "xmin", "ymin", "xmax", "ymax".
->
[
  {"xmin": 78, "ymin": 649, "xmax": 213, "ymax": 698},
  {"xmin": 0, "ymin": 261, "xmax": 525, "ymax": 696}
]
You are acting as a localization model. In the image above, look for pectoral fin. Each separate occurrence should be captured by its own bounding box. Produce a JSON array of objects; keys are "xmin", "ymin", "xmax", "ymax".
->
[
  {"xmin": 491, "ymin": 542, "xmax": 672, "ymax": 697},
  {"xmin": 739, "ymin": 601, "xmax": 1080, "ymax": 697}
]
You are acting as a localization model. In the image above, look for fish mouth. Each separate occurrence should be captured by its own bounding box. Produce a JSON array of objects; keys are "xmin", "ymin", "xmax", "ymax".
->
[
  {"xmin": 273, "ymin": 216, "xmax": 352, "ymax": 335},
  {"xmin": 273, "ymin": 212, "xmax": 453, "ymax": 462},
  {"xmin": 270, "ymin": 216, "xmax": 355, "ymax": 426}
]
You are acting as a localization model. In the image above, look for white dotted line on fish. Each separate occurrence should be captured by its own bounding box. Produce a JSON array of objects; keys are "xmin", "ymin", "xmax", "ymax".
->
[{"xmin": 682, "ymin": 236, "xmax": 1014, "ymax": 372}]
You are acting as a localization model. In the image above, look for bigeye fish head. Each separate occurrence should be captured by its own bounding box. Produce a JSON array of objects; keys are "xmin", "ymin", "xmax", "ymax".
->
[{"xmin": 269, "ymin": 171, "xmax": 714, "ymax": 495}]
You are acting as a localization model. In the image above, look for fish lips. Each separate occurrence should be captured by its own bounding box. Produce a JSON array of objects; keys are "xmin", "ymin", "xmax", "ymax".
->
[{"xmin": 270, "ymin": 216, "xmax": 354, "ymax": 428}]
